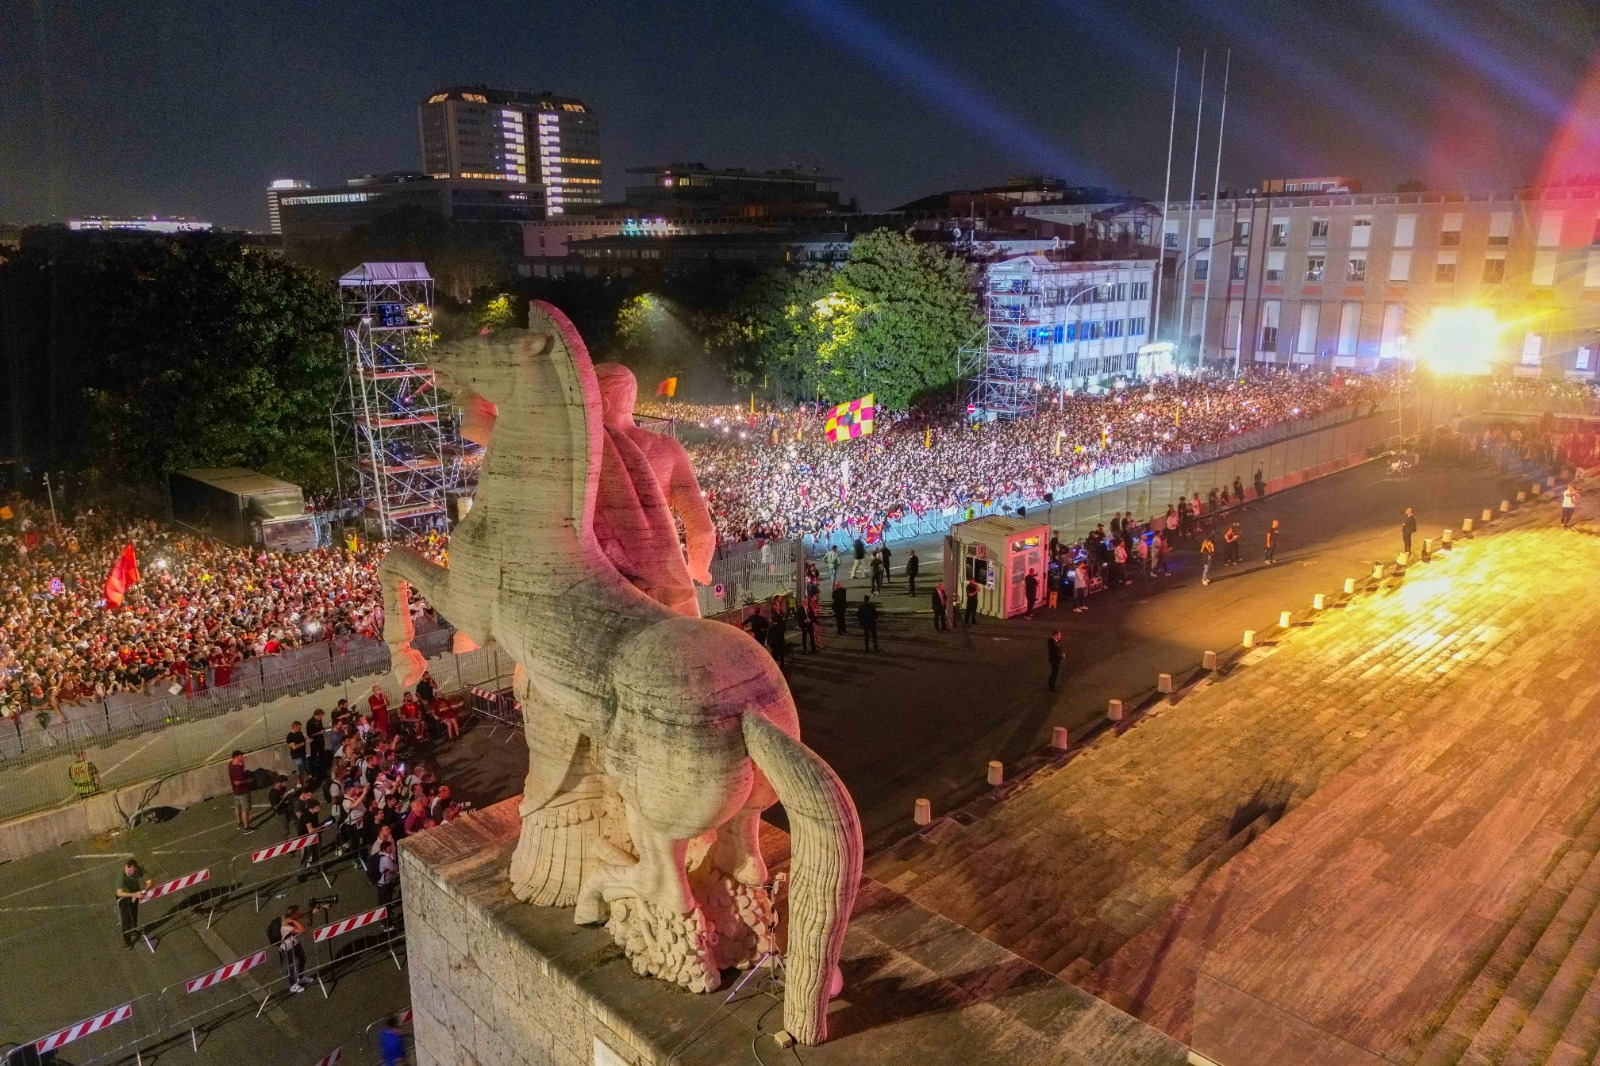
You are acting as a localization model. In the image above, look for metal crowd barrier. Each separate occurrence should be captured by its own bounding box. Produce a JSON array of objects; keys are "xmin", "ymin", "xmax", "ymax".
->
[
  {"xmin": 0, "ymin": 626, "xmax": 455, "ymax": 763},
  {"xmin": 468, "ymin": 685, "xmax": 522, "ymax": 741},
  {"xmin": 18, "ymin": 908, "xmax": 412, "ymax": 1066}
]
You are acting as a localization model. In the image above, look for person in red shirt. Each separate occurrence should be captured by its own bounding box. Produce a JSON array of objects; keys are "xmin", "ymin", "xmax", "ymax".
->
[
  {"xmin": 367, "ymin": 685, "xmax": 391, "ymax": 737},
  {"xmin": 227, "ymin": 750, "xmax": 252, "ymax": 831},
  {"xmin": 399, "ymin": 693, "xmax": 424, "ymax": 741},
  {"xmin": 431, "ymin": 696, "xmax": 460, "ymax": 740}
]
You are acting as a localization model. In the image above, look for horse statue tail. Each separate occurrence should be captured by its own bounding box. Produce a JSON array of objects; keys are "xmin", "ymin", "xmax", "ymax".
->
[{"xmin": 740, "ymin": 713, "xmax": 863, "ymax": 1045}]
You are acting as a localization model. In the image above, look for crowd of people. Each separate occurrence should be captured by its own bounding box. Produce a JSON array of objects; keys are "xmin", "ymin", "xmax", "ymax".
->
[
  {"xmin": 251, "ymin": 687, "xmax": 467, "ymax": 989},
  {"xmin": 0, "ymin": 501, "xmax": 445, "ymax": 720},
  {"xmin": 13, "ymin": 372, "xmax": 1599, "ymax": 725},
  {"xmin": 645, "ymin": 371, "xmax": 1388, "ymax": 543}
]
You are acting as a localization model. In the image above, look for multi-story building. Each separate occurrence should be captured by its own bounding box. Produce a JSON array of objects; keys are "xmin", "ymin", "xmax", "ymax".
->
[
  {"xmin": 623, "ymin": 164, "xmax": 848, "ymax": 218},
  {"xmin": 1159, "ymin": 181, "xmax": 1600, "ymax": 377},
  {"xmin": 67, "ymin": 216, "xmax": 212, "ymax": 233},
  {"xmin": 277, "ymin": 172, "xmax": 543, "ymax": 247},
  {"xmin": 978, "ymin": 256, "xmax": 1159, "ymax": 386},
  {"xmin": 418, "ymin": 86, "xmax": 601, "ymax": 215},
  {"xmin": 265, "ymin": 179, "xmax": 311, "ymax": 235}
]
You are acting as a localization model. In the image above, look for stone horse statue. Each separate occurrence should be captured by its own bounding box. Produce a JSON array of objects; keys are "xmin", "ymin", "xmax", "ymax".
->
[{"xmin": 377, "ymin": 302, "xmax": 862, "ymax": 1045}]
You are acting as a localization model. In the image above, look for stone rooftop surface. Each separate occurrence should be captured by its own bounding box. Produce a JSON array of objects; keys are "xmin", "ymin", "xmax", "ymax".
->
[
  {"xmin": 870, "ymin": 501, "xmax": 1600, "ymax": 1065},
  {"xmin": 400, "ymin": 799, "xmax": 1188, "ymax": 1066}
]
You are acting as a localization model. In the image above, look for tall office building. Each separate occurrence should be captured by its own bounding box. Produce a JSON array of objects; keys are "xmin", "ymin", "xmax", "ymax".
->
[
  {"xmin": 418, "ymin": 86, "xmax": 602, "ymax": 215},
  {"xmin": 266, "ymin": 179, "xmax": 312, "ymax": 235}
]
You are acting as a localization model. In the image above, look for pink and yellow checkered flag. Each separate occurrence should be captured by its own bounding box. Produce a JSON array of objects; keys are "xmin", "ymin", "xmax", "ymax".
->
[{"xmin": 823, "ymin": 393, "xmax": 875, "ymax": 443}]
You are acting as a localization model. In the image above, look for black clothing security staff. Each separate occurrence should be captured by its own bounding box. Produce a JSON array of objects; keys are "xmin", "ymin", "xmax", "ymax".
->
[{"xmin": 116, "ymin": 859, "xmax": 153, "ymax": 948}]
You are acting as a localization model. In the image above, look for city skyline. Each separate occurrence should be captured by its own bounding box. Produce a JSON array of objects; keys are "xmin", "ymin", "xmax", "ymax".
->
[{"xmin": 5, "ymin": 0, "xmax": 1600, "ymax": 230}]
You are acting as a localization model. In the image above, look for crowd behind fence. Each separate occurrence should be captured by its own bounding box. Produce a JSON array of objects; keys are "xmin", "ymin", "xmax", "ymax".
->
[
  {"xmin": 801, "ymin": 399, "xmax": 1398, "ymax": 555},
  {"xmin": 0, "ymin": 631, "xmax": 513, "ymax": 823}
]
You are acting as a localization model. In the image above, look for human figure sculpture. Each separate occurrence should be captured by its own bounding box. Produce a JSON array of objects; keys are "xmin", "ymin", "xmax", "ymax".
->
[
  {"xmin": 592, "ymin": 362, "xmax": 716, "ymax": 617},
  {"xmin": 377, "ymin": 303, "xmax": 862, "ymax": 1045}
]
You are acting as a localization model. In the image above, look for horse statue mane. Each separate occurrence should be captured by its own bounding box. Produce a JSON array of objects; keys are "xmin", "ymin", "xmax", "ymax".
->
[{"xmin": 378, "ymin": 302, "xmax": 863, "ymax": 1045}]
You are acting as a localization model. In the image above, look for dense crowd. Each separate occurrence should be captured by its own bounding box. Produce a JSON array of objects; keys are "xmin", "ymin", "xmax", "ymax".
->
[
  {"xmin": 22, "ymin": 371, "xmax": 1595, "ymax": 720},
  {"xmin": 646, "ymin": 371, "xmax": 1389, "ymax": 542},
  {"xmin": 0, "ymin": 504, "xmax": 445, "ymax": 719}
]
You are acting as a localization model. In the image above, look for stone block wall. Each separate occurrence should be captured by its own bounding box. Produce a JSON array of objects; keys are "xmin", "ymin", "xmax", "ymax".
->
[{"xmin": 402, "ymin": 799, "xmax": 1191, "ymax": 1066}]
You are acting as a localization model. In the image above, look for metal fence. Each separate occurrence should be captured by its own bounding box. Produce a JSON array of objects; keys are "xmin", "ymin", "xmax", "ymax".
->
[
  {"xmin": 0, "ymin": 629, "xmax": 513, "ymax": 823},
  {"xmin": 697, "ymin": 538, "xmax": 800, "ymax": 616}
]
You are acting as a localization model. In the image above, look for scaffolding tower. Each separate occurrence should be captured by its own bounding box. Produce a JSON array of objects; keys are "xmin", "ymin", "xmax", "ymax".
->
[
  {"xmin": 335, "ymin": 262, "xmax": 454, "ymax": 538},
  {"xmin": 959, "ymin": 276, "xmax": 1040, "ymax": 421}
]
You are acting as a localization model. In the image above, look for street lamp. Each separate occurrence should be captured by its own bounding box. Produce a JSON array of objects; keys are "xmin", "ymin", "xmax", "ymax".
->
[{"xmin": 1053, "ymin": 281, "xmax": 1112, "ymax": 406}]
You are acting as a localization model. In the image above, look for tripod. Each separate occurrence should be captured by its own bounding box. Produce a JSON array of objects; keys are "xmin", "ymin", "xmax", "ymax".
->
[{"xmin": 721, "ymin": 871, "xmax": 789, "ymax": 1004}]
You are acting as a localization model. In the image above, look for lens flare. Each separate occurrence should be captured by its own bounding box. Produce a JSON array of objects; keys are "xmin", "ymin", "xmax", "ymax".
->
[{"xmin": 1414, "ymin": 307, "xmax": 1500, "ymax": 375}]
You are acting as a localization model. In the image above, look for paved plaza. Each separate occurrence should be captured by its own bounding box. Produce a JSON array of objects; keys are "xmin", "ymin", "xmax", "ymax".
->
[
  {"xmin": 0, "ymin": 719, "xmax": 519, "ymax": 1066},
  {"xmin": 869, "ymin": 490, "xmax": 1600, "ymax": 1064}
]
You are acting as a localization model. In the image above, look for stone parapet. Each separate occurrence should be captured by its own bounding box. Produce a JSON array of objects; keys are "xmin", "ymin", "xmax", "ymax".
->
[{"xmin": 400, "ymin": 798, "xmax": 1189, "ymax": 1066}]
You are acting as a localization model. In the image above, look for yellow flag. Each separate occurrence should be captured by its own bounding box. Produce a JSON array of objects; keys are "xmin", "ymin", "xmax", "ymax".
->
[{"xmin": 924, "ymin": 427, "xmax": 932, "ymax": 449}]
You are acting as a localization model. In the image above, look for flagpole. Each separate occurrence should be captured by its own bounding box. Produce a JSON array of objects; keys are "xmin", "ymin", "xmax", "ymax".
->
[
  {"xmin": 43, "ymin": 472, "xmax": 58, "ymax": 530},
  {"xmin": 1153, "ymin": 48, "xmax": 1180, "ymax": 346},
  {"xmin": 1176, "ymin": 49, "xmax": 1207, "ymax": 368}
]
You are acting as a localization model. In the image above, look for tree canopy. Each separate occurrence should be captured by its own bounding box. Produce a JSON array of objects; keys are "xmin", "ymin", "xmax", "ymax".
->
[
  {"xmin": 706, "ymin": 230, "xmax": 979, "ymax": 409},
  {"xmin": 80, "ymin": 237, "xmax": 344, "ymax": 490}
]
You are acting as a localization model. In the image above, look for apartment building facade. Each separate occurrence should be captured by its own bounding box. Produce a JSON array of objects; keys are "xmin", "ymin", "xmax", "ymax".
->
[{"xmin": 1159, "ymin": 185, "xmax": 1600, "ymax": 377}]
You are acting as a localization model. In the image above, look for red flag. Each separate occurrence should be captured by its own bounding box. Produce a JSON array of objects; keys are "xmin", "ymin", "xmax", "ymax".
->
[
  {"xmin": 655, "ymin": 377, "xmax": 677, "ymax": 398},
  {"xmin": 104, "ymin": 544, "xmax": 140, "ymax": 608}
]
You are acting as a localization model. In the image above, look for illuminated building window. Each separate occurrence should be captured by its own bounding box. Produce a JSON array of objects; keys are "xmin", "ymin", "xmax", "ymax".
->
[
  {"xmin": 1310, "ymin": 218, "xmax": 1329, "ymax": 243},
  {"xmin": 1347, "ymin": 257, "xmax": 1367, "ymax": 282},
  {"xmin": 1305, "ymin": 255, "xmax": 1325, "ymax": 282},
  {"xmin": 1440, "ymin": 213, "xmax": 1463, "ymax": 247},
  {"xmin": 1266, "ymin": 251, "xmax": 1285, "ymax": 282},
  {"xmin": 1394, "ymin": 214, "xmax": 1416, "ymax": 247},
  {"xmin": 1533, "ymin": 249, "xmax": 1557, "ymax": 286},
  {"xmin": 1488, "ymin": 212, "xmax": 1511, "ymax": 247}
]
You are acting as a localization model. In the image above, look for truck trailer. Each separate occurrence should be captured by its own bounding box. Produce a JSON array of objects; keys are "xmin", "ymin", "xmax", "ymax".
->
[{"xmin": 168, "ymin": 467, "xmax": 319, "ymax": 553}]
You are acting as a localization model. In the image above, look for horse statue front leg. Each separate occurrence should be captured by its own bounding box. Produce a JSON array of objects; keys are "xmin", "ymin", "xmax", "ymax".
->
[{"xmin": 377, "ymin": 546, "xmax": 454, "ymax": 689}]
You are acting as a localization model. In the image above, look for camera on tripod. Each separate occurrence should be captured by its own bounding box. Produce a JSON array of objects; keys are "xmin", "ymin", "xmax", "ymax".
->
[{"xmin": 308, "ymin": 894, "xmax": 338, "ymax": 916}]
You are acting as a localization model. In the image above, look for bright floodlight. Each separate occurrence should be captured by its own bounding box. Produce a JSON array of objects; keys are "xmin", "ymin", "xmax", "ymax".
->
[{"xmin": 1415, "ymin": 307, "xmax": 1500, "ymax": 375}]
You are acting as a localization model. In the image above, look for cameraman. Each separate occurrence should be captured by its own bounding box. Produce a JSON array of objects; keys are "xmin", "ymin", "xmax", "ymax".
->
[{"xmin": 277, "ymin": 904, "xmax": 309, "ymax": 994}]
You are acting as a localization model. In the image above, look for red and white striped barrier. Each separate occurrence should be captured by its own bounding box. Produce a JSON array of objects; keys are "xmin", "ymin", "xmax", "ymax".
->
[
  {"xmin": 142, "ymin": 867, "xmax": 210, "ymax": 902},
  {"xmin": 394, "ymin": 1007, "xmax": 413, "ymax": 1025},
  {"xmin": 312, "ymin": 905, "xmax": 387, "ymax": 943},
  {"xmin": 184, "ymin": 949, "xmax": 269, "ymax": 993},
  {"xmin": 34, "ymin": 1003, "xmax": 133, "ymax": 1054},
  {"xmin": 312, "ymin": 1047, "xmax": 343, "ymax": 1066},
  {"xmin": 250, "ymin": 829, "xmax": 321, "ymax": 864}
]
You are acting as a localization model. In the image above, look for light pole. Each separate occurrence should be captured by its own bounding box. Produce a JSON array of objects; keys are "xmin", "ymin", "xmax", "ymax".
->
[
  {"xmin": 1053, "ymin": 281, "xmax": 1110, "ymax": 407},
  {"xmin": 1165, "ymin": 233, "xmax": 1245, "ymax": 371}
]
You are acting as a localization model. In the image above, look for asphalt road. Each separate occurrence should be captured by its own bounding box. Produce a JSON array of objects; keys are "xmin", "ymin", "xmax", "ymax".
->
[{"xmin": 781, "ymin": 452, "xmax": 1539, "ymax": 850}]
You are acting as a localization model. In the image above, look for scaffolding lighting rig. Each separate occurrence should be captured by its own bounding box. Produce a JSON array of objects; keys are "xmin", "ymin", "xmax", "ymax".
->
[
  {"xmin": 334, "ymin": 262, "xmax": 459, "ymax": 538},
  {"xmin": 959, "ymin": 277, "xmax": 1040, "ymax": 421}
]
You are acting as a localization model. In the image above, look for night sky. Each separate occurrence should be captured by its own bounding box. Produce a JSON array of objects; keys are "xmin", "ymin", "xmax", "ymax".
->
[{"xmin": 5, "ymin": 0, "xmax": 1600, "ymax": 231}]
